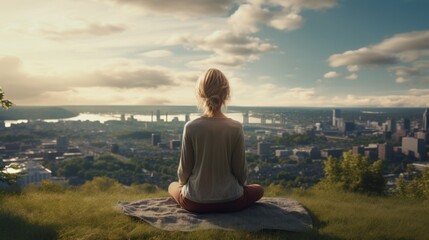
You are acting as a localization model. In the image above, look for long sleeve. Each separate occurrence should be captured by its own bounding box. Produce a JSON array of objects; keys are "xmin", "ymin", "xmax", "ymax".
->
[
  {"xmin": 177, "ymin": 125, "xmax": 194, "ymax": 186},
  {"xmin": 231, "ymin": 127, "xmax": 247, "ymax": 185}
]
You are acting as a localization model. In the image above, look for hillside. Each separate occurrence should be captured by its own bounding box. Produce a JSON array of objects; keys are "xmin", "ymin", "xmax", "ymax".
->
[
  {"xmin": 0, "ymin": 106, "xmax": 77, "ymax": 120},
  {"xmin": 1, "ymin": 180, "xmax": 428, "ymax": 240}
]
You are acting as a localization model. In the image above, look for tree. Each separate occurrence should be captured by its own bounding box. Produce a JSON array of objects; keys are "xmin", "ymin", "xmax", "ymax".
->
[
  {"xmin": 0, "ymin": 87, "xmax": 18, "ymax": 185},
  {"xmin": 318, "ymin": 151, "xmax": 386, "ymax": 194},
  {"xmin": 0, "ymin": 87, "xmax": 13, "ymax": 109}
]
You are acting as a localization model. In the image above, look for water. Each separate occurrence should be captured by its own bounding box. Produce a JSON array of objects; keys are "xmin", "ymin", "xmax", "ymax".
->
[{"xmin": 4, "ymin": 112, "xmax": 261, "ymax": 127}]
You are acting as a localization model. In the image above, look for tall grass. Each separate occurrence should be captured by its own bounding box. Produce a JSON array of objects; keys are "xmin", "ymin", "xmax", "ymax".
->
[{"xmin": 1, "ymin": 179, "xmax": 428, "ymax": 240}]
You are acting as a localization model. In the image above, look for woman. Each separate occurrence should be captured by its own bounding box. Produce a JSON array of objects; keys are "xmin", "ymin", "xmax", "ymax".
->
[{"xmin": 168, "ymin": 68, "xmax": 264, "ymax": 213}]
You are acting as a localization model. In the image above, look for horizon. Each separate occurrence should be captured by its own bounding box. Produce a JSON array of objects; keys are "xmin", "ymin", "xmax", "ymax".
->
[{"xmin": 1, "ymin": 0, "xmax": 429, "ymax": 107}]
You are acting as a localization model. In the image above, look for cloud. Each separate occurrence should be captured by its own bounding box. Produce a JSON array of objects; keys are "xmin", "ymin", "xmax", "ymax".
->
[
  {"xmin": 328, "ymin": 30, "xmax": 429, "ymax": 83},
  {"xmin": 0, "ymin": 56, "xmax": 65, "ymax": 100},
  {"xmin": 0, "ymin": 56, "xmax": 200, "ymax": 105},
  {"xmin": 395, "ymin": 77, "xmax": 410, "ymax": 84},
  {"xmin": 347, "ymin": 65, "xmax": 360, "ymax": 72},
  {"xmin": 40, "ymin": 22, "xmax": 126, "ymax": 40},
  {"xmin": 374, "ymin": 31, "xmax": 429, "ymax": 54},
  {"xmin": 108, "ymin": 0, "xmax": 234, "ymax": 17},
  {"xmin": 328, "ymin": 47, "xmax": 397, "ymax": 67},
  {"xmin": 167, "ymin": 30, "xmax": 276, "ymax": 67},
  {"xmin": 268, "ymin": 0, "xmax": 338, "ymax": 10},
  {"xmin": 345, "ymin": 73, "xmax": 358, "ymax": 80},
  {"xmin": 141, "ymin": 50, "xmax": 173, "ymax": 58},
  {"xmin": 228, "ymin": 0, "xmax": 336, "ymax": 33},
  {"xmin": 91, "ymin": 66, "xmax": 177, "ymax": 89},
  {"xmin": 388, "ymin": 60, "xmax": 429, "ymax": 84},
  {"xmin": 324, "ymin": 71, "xmax": 340, "ymax": 78}
]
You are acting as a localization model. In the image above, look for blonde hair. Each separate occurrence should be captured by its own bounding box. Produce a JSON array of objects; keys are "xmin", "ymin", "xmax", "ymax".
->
[{"xmin": 197, "ymin": 68, "xmax": 231, "ymax": 117}]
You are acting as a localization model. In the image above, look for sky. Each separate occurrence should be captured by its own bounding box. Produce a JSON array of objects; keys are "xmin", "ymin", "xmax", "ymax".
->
[{"xmin": 1, "ymin": 0, "xmax": 429, "ymax": 107}]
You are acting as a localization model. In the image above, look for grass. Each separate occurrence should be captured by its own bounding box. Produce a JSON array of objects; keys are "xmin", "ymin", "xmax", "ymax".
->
[{"xmin": 1, "ymin": 179, "xmax": 428, "ymax": 240}]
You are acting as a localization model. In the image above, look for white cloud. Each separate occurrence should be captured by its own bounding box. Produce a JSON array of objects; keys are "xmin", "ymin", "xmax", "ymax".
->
[
  {"xmin": 228, "ymin": 2, "xmax": 271, "ymax": 33},
  {"xmin": 395, "ymin": 77, "xmax": 410, "ymax": 84},
  {"xmin": 228, "ymin": 0, "xmax": 336, "ymax": 34},
  {"xmin": 328, "ymin": 30, "xmax": 429, "ymax": 84},
  {"xmin": 167, "ymin": 30, "xmax": 276, "ymax": 67},
  {"xmin": 347, "ymin": 65, "xmax": 360, "ymax": 72},
  {"xmin": 324, "ymin": 71, "xmax": 340, "ymax": 78},
  {"xmin": 268, "ymin": 11, "xmax": 303, "ymax": 31},
  {"xmin": 141, "ymin": 50, "xmax": 173, "ymax": 58},
  {"xmin": 345, "ymin": 73, "xmax": 358, "ymax": 80}
]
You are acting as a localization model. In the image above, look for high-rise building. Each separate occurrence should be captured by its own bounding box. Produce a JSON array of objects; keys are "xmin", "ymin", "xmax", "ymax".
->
[
  {"xmin": 156, "ymin": 110, "xmax": 161, "ymax": 122},
  {"xmin": 332, "ymin": 109, "xmax": 341, "ymax": 126},
  {"xmin": 402, "ymin": 137, "xmax": 427, "ymax": 161},
  {"xmin": 151, "ymin": 133, "xmax": 161, "ymax": 146},
  {"xmin": 403, "ymin": 118, "xmax": 411, "ymax": 132},
  {"xmin": 423, "ymin": 108, "xmax": 429, "ymax": 131}
]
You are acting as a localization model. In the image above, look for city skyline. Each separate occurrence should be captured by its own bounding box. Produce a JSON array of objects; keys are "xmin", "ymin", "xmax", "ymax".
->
[{"xmin": 1, "ymin": 0, "xmax": 429, "ymax": 107}]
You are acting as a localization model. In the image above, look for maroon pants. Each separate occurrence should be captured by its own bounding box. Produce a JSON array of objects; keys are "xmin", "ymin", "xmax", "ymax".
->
[{"xmin": 168, "ymin": 182, "xmax": 264, "ymax": 213}]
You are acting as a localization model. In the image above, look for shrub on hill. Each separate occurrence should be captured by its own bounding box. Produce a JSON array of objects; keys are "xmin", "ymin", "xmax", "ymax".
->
[
  {"xmin": 317, "ymin": 151, "xmax": 386, "ymax": 194},
  {"xmin": 396, "ymin": 168, "xmax": 429, "ymax": 199}
]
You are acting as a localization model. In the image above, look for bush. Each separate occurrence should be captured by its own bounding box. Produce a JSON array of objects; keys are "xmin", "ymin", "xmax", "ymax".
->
[
  {"xmin": 39, "ymin": 180, "xmax": 65, "ymax": 193},
  {"xmin": 80, "ymin": 176, "xmax": 123, "ymax": 192},
  {"xmin": 318, "ymin": 151, "xmax": 386, "ymax": 194},
  {"xmin": 396, "ymin": 169, "xmax": 429, "ymax": 199}
]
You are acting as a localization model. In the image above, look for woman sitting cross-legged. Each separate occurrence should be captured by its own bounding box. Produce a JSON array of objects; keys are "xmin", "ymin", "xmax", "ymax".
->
[{"xmin": 168, "ymin": 68, "xmax": 264, "ymax": 213}]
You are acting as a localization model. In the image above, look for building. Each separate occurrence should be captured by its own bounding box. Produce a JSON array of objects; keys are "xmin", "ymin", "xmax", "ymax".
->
[
  {"xmin": 151, "ymin": 133, "xmax": 161, "ymax": 146},
  {"xmin": 56, "ymin": 136, "xmax": 69, "ymax": 152},
  {"xmin": 423, "ymin": 108, "xmax": 429, "ymax": 131},
  {"xmin": 344, "ymin": 122, "xmax": 355, "ymax": 134},
  {"xmin": 243, "ymin": 111, "xmax": 249, "ymax": 125},
  {"xmin": 402, "ymin": 137, "xmax": 427, "ymax": 161},
  {"xmin": 257, "ymin": 142, "xmax": 271, "ymax": 156},
  {"xmin": 3, "ymin": 160, "xmax": 52, "ymax": 187},
  {"xmin": 386, "ymin": 118, "xmax": 396, "ymax": 133},
  {"xmin": 352, "ymin": 146, "xmax": 365, "ymax": 155},
  {"xmin": 156, "ymin": 110, "xmax": 161, "ymax": 122},
  {"xmin": 402, "ymin": 118, "xmax": 411, "ymax": 132},
  {"xmin": 332, "ymin": 109, "xmax": 341, "ymax": 127},
  {"xmin": 415, "ymin": 131, "xmax": 429, "ymax": 144},
  {"xmin": 321, "ymin": 148, "xmax": 344, "ymax": 159},
  {"xmin": 275, "ymin": 149, "xmax": 293, "ymax": 158},
  {"xmin": 169, "ymin": 140, "xmax": 181, "ymax": 150},
  {"xmin": 378, "ymin": 143, "xmax": 393, "ymax": 161}
]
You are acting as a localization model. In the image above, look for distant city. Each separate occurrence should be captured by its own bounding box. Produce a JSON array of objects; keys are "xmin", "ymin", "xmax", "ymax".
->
[{"xmin": 1, "ymin": 106, "xmax": 428, "ymax": 190}]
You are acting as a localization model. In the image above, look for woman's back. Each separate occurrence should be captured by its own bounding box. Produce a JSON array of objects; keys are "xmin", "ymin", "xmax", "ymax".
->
[{"xmin": 179, "ymin": 117, "xmax": 247, "ymax": 203}]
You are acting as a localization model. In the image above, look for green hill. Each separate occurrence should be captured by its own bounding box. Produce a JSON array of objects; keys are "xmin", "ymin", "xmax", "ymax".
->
[
  {"xmin": 0, "ymin": 106, "xmax": 77, "ymax": 120},
  {"xmin": 1, "ymin": 179, "xmax": 428, "ymax": 240}
]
